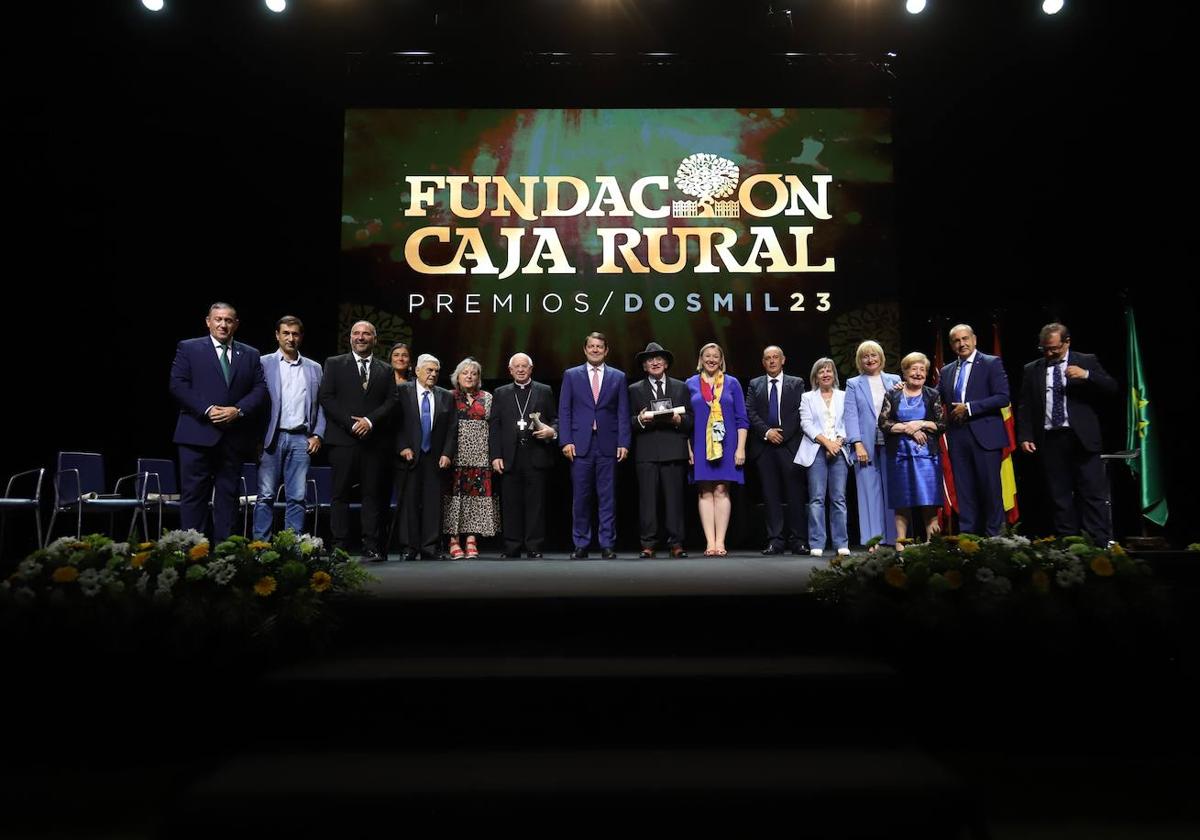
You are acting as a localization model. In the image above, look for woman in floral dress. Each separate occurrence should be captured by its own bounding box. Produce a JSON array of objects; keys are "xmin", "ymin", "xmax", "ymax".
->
[{"xmin": 442, "ymin": 358, "xmax": 500, "ymax": 558}]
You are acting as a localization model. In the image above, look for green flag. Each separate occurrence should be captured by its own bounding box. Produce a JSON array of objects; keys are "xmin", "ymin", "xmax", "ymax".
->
[{"xmin": 1125, "ymin": 307, "xmax": 1168, "ymax": 525}]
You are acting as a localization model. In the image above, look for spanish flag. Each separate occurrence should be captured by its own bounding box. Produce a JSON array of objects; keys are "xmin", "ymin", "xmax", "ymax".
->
[{"xmin": 993, "ymin": 324, "xmax": 1020, "ymax": 525}]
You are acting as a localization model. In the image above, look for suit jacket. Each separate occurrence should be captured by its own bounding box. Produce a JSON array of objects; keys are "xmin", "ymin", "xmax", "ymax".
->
[
  {"xmin": 259, "ymin": 351, "xmax": 327, "ymax": 446},
  {"xmin": 844, "ymin": 372, "xmax": 902, "ymax": 448},
  {"xmin": 795, "ymin": 388, "xmax": 851, "ymax": 468},
  {"xmin": 1017, "ymin": 351, "xmax": 1116, "ymax": 453},
  {"xmin": 558, "ymin": 364, "xmax": 631, "ymax": 458},
  {"xmin": 170, "ymin": 336, "xmax": 268, "ymax": 453},
  {"xmin": 629, "ymin": 376, "xmax": 693, "ymax": 463},
  {"xmin": 394, "ymin": 382, "xmax": 457, "ymax": 465},
  {"xmin": 318, "ymin": 353, "xmax": 397, "ymax": 449},
  {"xmin": 489, "ymin": 381, "xmax": 559, "ymax": 469},
  {"xmin": 746, "ymin": 373, "xmax": 806, "ymax": 458},
  {"xmin": 938, "ymin": 351, "xmax": 1011, "ymax": 451}
]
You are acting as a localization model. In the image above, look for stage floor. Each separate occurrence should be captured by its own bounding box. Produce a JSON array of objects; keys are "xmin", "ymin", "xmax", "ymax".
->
[{"xmin": 358, "ymin": 553, "xmax": 828, "ymax": 600}]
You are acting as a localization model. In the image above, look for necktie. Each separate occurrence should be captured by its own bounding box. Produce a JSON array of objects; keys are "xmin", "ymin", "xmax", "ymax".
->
[
  {"xmin": 1051, "ymin": 362, "xmax": 1065, "ymax": 428},
  {"xmin": 591, "ymin": 367, "xmax": 601, "ymax": 402},
  {"xmin": 656, "ymin": 379, "xmax": 665, "ymax": 401},
  {"xmin": 769, "ymin": 378, "xmax": 779, "ymax": 426},
  {"xmin": 420, "ymin": 391, "xmax": 432, "ymax": 453},
  {"xmin": 955, "ymin": 359, "xmax": 969, "ymax": 403},
  {"xmin": 359, "ymin": 358, "xmax": 369, "ymax": 391},
  {"xmin": 218, "ymin": 344, "xmax": 231, "ymax": 385}
]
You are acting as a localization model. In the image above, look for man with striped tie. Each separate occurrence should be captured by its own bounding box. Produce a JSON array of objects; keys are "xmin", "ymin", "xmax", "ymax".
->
[{"xmin": 318, "ymin": 320, "xmax": 397, "ymax": 560}]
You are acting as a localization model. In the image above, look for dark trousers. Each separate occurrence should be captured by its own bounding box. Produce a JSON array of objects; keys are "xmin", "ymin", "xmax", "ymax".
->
[
  {"xmin": 754, "ymin": 444, "xmax": 809, "ymax": 550},
  {"xmin": 636, "ymin": 460, "xmax": 686, "ymax": 548},
  {"xmin": 386, "ymin": 457, "xmax": 410, "ymax": 553},
  {"xmin": 179, "ymin": 440, "xmax": 244, "ymax": 541},
  {"xmin": 499, "ymin": 450, "xmax": 548, "ymax": 554},
  {"xmin": 327, "ymin": 443, "xmax": 389, "ymax": 553},
  {"xmin": 402, "ymin": 454, "xmax": 443, "ymax": 557},
  {"xmin": 1041, "ymin": 429, "xmax": 1111, "ymax": 543},
  {"xmin": 948, "ymin": 435, "xmax": 1005, "ymax": 536}
]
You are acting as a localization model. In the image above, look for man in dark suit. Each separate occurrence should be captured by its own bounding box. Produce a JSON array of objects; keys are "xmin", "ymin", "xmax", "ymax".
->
[
  {"xmin": 559, "ymin": 331, "xmax": 630, "ymax": 559},
  {"xmin": 317, "ymin": 320, "xmax": 397, "ymax": 561},
  {"xmin": 1017, "ymin": 323, "xmax": 1117, "ymax": 544},
  {"xmin": 939, "ymin": 323, "xmax": 1011, "ymax": 536},
  {"xmin": 489, "ymin": 352, "xmax": 558, "ymax": 559},
  {"xmin": 169, "ymin": 301, "xmax": 268, "ymax": 541},
  {"xmin": 395, "ymin": 354, "xmax": 456, "ymax": 560},
  {"xmin": 629, "ymin": 342, "xmax": 693, "ymax": 559},
  {"xmin": 746, "ymin": 345, "xmax": 809, "ymax": 555}
]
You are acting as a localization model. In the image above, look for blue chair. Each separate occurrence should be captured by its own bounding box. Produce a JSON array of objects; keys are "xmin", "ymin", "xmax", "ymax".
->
[
  {"xmin": 48, "ymin": 452, "xmax": 151, "ymax": 541},
  {"xmin": 269, "ymin": 473, "xmax": 319, "ymax": 536},
  {"xmin": 234, "ymin": 462, "xmax": 259, "ymax": 538},
  {"xmin": 136, "ymin": 457, "xmax": 182, "ymax": 539},
  {"xmin": 1, "ymin": 468, "xmax": 45, "ymax": 554},
  {"xmin": 307, "ymin": 465, "xmax": 333, "ymax": 538}
]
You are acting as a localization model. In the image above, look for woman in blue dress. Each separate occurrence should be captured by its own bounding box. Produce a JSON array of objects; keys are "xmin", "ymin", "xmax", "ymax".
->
[
  {"xmin": 686, "ymin": 343, "xmax": 749, "ymax": 556},
  {"xmin": 878, "ymin": 351, "xmax": 946, "ymax": 548}
]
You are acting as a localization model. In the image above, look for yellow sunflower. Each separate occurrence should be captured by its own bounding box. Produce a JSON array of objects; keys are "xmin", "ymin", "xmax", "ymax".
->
[
  {"xmin": 52, "ymin": 566, "xmax": 80, "ymax": 583},
  {"xmin": 249, "ymin": 540, "xmax": 272, "ymax": 552},
  {"xmin": 188, "ymin": 543, "xmax": 210, "ymax": 562},
  {"xmin": 254, "ymin": 576, "xmax": 278, "ymax": 597},
  {"xmin": 1089, "ymin": 556, "xmax": 1115, "ymax": 577},
  {"xmin": 131, "ymin": 552, "xmax": 150, "ymax": 569},
  {"xmin": 309, "ymin": 571, "xmax": 333, "ymax": 593}
]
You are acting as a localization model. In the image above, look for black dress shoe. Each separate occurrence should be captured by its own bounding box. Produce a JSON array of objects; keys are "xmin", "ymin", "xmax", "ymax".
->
[
  {"xmin": 670, "ymin": 545, "xmax": 688, "ymax": 559},
  {"xmin": 363, "ymin": 550, "xmax": 386, "ymax": 563},
  {"xmin": 526, "ymin": 552, "xmax": 543, "ymax": 559},
  {"xmin": 791, "ymin": 544, "xmax": 811, "ymax": 555},
  {"xmin": 761, "ymin": 545, "xmax": 784, "ymax": 556},
  {"xmin": 399, "ymin": 551, "xmax": 417, "ymax": 562},
  {"xmin": 601, "ymin": 548, "xmax": 618, "ymax": 560},
  {"xmin": 639, "ymin": 548, "xmax": 655, "ymax": 559},
  {"xmin": 572, "ymin": 549, "xmax": 589, "ymax": 560}
]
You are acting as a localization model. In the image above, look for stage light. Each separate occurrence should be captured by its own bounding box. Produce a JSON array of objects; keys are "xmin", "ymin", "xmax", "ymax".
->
[
  {"xmin": 265, "ymin": 0, "xmax": 286, "ymax": 13},
  {"xmin": 906, "ymin": 0, "xmax": 927, "ymax": 14},
  {"xmin": 141, "ymin": 0, "xmax": 164, "ymax": 11},
  {"xmin": 1042, "ymin": 0, "xmax": 1064, "ymax": 13}
]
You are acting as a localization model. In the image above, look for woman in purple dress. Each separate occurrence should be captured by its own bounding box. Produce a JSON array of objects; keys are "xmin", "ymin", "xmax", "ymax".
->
[{"xmin": 686, "ymin": 343, "xmax": 749, "ymax": 556}]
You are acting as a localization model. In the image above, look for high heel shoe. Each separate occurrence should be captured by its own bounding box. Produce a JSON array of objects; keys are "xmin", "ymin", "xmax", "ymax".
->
[
  {"xmin": 465, "ymin": 535, "xmax": 479, "ymax": 559},
  {"xmin": 448, "ymin": 537, "xmax": 464, "ymax": 560}
]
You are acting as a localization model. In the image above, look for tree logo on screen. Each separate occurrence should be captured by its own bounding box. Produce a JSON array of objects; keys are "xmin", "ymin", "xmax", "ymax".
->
[{"xmin": 672, "ymin": 154, "xmax": 741, "ymax": 218}]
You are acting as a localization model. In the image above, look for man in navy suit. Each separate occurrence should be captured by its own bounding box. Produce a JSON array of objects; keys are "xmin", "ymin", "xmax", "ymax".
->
[
  {"xmin": 169, "ymin": 302, "xmax": 268, "ymax": 541},
  {"xmin": 253, "ymin": 315, "xmax": 326, "ymax": 539},
  {"xmin": 1017, "ymin": 323, "xmax": 1117, "ymax": 544},
  {"xmin": 559, "ymin": 332, "xmax": 630, "ymax": 559},
  {"xmin": 746, "ymin": 345, "xmax": 809, "ymax": 555},
  {"xmin": 938, "ymin": 323, "xmax": 1011, "ymax": 536}
]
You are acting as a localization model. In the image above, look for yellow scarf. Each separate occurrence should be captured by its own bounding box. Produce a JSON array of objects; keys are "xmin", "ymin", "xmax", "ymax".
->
[{"xmin": 704, "ymin": 371, "xmax": 726, "ymax": 461}]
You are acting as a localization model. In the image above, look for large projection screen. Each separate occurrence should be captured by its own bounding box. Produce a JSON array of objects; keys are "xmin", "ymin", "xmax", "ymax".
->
[{"xmin": 341, "ymin": 107, "xmax": 896, "ymax": 377}]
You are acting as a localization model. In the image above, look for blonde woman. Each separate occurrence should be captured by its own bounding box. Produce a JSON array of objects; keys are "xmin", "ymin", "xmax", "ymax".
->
[
  {"xmin": 685, "ymin": 343, "xmax": 749, "ymax": 556},
  {"xmin": 844, "ymin": 340, "xmax": 901, "ymax": 549},
  {"xmin": 442, "ymin": 357, "xmax": 500, "ymax": 558},
  {"xmin": 795, "ymin": 358, "xmax": 851, "ymax": 557}
]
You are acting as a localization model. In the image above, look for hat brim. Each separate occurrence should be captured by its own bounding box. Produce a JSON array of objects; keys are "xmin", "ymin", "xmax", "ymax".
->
[{"xmin": 636, "ymin": 350, "xmax": 674, "ymax": 367}]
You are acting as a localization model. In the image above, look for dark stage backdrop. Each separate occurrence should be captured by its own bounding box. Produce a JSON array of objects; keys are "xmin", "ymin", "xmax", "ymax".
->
[{"xmin": 339, "ymin": 108, "xmax": 898, "ymax": 376}]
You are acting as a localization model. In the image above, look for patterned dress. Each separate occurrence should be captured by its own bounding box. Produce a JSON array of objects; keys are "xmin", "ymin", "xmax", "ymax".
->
[{"xmin": 442, "ymin": 389, "xmax": 501, "ymax": 536}]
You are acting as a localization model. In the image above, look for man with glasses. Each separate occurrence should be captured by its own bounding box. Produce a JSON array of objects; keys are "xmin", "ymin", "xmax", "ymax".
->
[{"xmin": 1017, "ymin": 323, "xmax": 1116, "ymax": 544}]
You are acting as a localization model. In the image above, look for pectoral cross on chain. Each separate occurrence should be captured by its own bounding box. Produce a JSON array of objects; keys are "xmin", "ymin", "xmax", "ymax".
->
[{"xmin": 516, "ymin": 419, "xmax": 527, "ymax": 431}]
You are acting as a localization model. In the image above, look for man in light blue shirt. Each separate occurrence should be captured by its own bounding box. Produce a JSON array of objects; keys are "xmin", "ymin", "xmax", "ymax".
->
[{"xmin": 254, "ymin": 316, "xmax": 326, "ymax": 539}]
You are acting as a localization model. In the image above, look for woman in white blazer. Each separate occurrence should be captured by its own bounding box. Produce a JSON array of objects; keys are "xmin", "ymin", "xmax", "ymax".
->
[{"xmin": 794, "ymin": 358, "xmax": 852, "ymax": 556}]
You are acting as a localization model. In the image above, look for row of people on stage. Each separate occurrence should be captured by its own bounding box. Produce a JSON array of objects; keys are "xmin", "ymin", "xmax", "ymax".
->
[{"xmin": 169, "ymin": 303, "xmax": 1117, "ymax": 560}]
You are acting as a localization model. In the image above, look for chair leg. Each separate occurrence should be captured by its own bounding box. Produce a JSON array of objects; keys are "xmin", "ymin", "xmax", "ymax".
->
[{"xmin": 35, "ymin": 510, "xmax": 44, "ymax": 549}]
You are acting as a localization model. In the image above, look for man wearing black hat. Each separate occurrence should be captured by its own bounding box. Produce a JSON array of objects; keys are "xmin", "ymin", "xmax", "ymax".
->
[{"xmin": 629, "ymin": 342, "xmax": 693, "ymax": 558}]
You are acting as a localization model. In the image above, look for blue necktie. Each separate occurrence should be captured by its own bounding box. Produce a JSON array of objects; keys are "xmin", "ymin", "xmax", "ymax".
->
[
  {"xmin": 955, "ymin": 359, "xmax": 970, "ymax": 403},
  {"xmin": 768, "ymin": 379, "xmax": 780, "ymax": 426},
  {"xmin": 420, "ymin": 391, "xmax": 432, "ymax": 453},
  {"xmin": 1050, "ymin": 362, "xmax": 1065, "ymax": 428}
]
